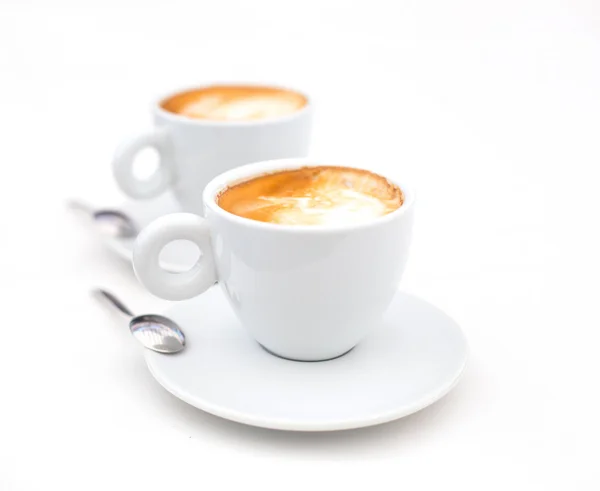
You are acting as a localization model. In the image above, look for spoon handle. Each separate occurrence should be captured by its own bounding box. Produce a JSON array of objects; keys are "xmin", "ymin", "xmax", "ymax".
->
[
  {"xmin": 92, "ymin": 289, "xmax": 135, "ymax": 318},
  {"xmin": 66, "ymin": 199, "xmax": 95, "ymax": 217}
]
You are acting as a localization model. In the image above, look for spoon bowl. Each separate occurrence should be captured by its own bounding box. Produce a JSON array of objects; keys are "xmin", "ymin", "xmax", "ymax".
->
[
  {"xmin": 93, "ymin": 209, "xmax": 138, "ymax": 239},
  {"xmin": 129, "ymin": 314, "xmax": 186, "ymax": 354},
  {"xmin": 68, "ymin": 200, "xmax": 138, "ymax": 239}
]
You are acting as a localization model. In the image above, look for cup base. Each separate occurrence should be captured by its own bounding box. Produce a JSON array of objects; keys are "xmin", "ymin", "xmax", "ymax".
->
[{"xmin": 258, "ymin": 343, "xmax": 355, "ymax": 362}]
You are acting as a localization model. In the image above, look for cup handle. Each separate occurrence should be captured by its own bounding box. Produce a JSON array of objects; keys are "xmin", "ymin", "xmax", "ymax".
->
[
  {"xmin": 112, "ymin": 128, "xmax": 175, "ymax": 199},
  {"xmin": 133, "ymin": 213, "xmax": 217, "ymax": 301}
]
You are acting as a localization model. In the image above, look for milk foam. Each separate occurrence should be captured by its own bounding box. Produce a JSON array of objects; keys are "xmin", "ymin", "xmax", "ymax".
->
[
  {"xmin": 162, "ymin": 86, "xmax": 306, "ymax": 121},
  {"xmin": 247, "ymin": 189, "xmax": 392, "ymax": 225},
  {"xmin": 182, "ymin": 95, "xmax": 302, "ymax": 121}
]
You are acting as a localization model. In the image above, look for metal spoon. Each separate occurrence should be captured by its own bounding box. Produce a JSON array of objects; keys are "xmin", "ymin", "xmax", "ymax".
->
[
  {"xmin": 68, "ymin": 199, "xmax": 138, "ymax": 239},
  {"xmin": 92, "ymin": 289, "xmax": 186, "ymax": 354}
]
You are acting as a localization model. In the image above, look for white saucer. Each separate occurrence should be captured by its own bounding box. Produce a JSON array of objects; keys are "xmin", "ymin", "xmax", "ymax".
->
[
  {"xmin": 145, "ymin": 287, "xmax": 468, "ymax": 431},
  {"xmin": 102, "ymin": 193, "xmax": 199, "ymax": 273}
]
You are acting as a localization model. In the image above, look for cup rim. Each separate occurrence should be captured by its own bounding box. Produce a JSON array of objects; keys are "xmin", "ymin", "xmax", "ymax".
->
[
  {"xmin": 152, "ymin": 82, "xmax": 312, "ymax": 126},
  {"xmin": 202, "ymin": 158, "xmax": 415, "ymax": 233}
]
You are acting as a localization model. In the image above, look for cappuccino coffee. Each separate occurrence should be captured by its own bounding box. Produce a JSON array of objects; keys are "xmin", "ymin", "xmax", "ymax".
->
[
  {"xmin": 217, "ymin": 166, "xmax": 404, "ymax": 226},
  {"xmin": 161, "ymin": 85, "xmax": 307, "ymax": 121}
]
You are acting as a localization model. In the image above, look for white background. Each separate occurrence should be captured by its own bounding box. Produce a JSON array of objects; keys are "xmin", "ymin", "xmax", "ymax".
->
[{"xmin": 1, "ymin": 0, "xmax": 599, "ymax": 489}]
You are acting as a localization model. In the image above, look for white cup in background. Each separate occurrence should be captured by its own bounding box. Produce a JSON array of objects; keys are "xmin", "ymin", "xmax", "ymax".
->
[{"xmin": 112, "ymin": 84, "xmax": 313, "ymax": 214}]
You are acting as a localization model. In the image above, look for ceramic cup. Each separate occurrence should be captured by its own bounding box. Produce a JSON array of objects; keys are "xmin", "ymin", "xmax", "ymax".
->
[
  {"xmin": 133, "ymin": 158, "xmax": 415, "ymax": 361},
  {"xmin": 112, "ymin": 84, "xmax": 312, "ymax": 214}
]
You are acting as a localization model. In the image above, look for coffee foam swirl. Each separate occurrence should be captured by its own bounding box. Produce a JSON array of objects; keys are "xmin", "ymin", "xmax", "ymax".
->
[
  {"xmin": 217, "ymin": 167, "xmax": 403, "ymax": 226},
  {"xmin": 161, "ymin": 86, "xmax": 307, "ymax": 121}
]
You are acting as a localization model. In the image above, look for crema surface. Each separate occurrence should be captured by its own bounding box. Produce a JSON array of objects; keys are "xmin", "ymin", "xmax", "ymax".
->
[{"xmin": 161, "ymin": 85, "xmax": 307, "ymax": 121}]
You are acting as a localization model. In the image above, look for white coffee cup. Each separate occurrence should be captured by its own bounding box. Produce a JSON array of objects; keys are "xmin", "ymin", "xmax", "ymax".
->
[
  {"xmin": 133, "ymin": 158, "xmax": 415, "ymax": 361},
  {"xmin": 112, "ymin": 84, "xmax": 312, "ymax": 214}
]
